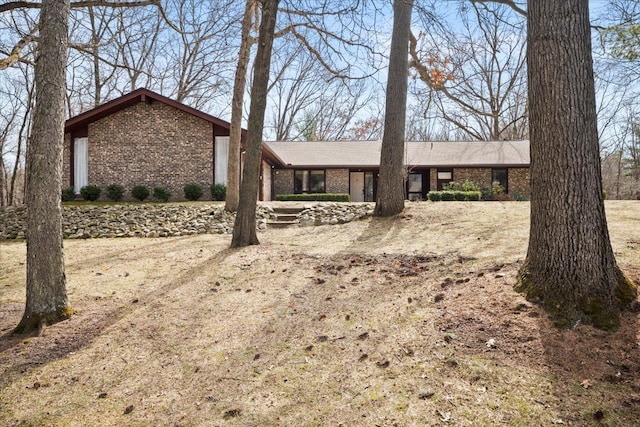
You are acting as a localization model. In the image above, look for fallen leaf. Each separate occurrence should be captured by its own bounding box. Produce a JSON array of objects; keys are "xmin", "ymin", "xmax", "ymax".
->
[
  {"xmin": 418, "ymin": 390, "xmax": 435, "ymax": 400},
  {"xmin": 580, "ymin": 379, "xmax": 592, "ymax": 389},
  {"xmin": 223, "ymin": 409, "xmax": 241, "ymax": 419}
]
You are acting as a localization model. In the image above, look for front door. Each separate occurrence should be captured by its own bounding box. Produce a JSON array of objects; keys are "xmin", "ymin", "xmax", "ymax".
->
[{"xmin": 350, "ymin": 172, "xmax": 365, "ymax": 202}]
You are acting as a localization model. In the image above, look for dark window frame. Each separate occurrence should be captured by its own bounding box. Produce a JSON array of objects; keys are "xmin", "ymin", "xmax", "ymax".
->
[{"xmin": 294, "ymin": 169, "xmax": 326, "ymax": 194}]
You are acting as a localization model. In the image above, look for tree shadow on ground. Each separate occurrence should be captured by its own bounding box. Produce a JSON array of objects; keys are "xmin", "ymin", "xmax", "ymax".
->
[
  {"xmin": 434, "ymin": 262, "xmax": 640, "ymax": 425},
  {"xmin": 0, "ymin": 245, "xmax": 235, "ymax": 392},
  {"xmin": 344, "ymin": 213, "xmax": 410, "ymax": 253}
]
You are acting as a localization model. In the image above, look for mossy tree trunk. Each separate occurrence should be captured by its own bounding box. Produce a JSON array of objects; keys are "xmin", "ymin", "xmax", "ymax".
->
[
  {"xmin": 230, "ymin": 0, "xmax": 279, "ymax": 248},
  {"xmin": 225, "ymin": 0, "xmax": 255, "ymax": 213},
  {"xmin": 375, "ymin": 0, "xmax": 413, "ymax": 217},
  {"xmin": 14, "ymin": 0, "xmax": 73, "ymax": 334},
  {"xmin": 516, "ymin": 0, "xmax": 637, "ymax": 329}
]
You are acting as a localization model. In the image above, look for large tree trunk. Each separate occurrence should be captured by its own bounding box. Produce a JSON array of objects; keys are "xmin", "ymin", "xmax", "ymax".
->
[
  {"xmin": 225, "ymin": 0, "xmax": 255, "ymax": 212},
  {"xmin": 515, "ymin": 0, "xmax": 636, "ymax": 329},
  {"xmin": 374, "ymin": 0, "xmax": 413, "ymax": 217},
  {"xmin": 15, "ymin": 0, "xmax": 73, "ymax": 334},
  {"xmin": 230, "ymin": 0, "xmax": 279, "ymax": 248}
]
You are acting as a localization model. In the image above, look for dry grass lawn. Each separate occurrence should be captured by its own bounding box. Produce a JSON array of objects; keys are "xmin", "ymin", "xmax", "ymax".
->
[{"xmin": 1, "ymin": 201, "xmax": 639, "ymax": 426}]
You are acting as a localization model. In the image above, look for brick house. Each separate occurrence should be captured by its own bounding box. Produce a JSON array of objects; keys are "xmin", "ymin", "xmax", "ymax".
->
[
  {"xmin": 63, "ymin": 88, "xmax": 241, "ymax": 201},
  {"xmin": 261, "ymin": 140, "xmax": 530, "ymax": 201}
]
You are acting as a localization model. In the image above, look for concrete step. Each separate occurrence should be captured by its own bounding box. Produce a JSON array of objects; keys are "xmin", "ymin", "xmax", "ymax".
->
[
  {"xmin": 268, "ymin": 220, "xmax": 297, "ymax": 229},
  {"xmin": 272, "ymin": 207, "xmax": 305, "ymax": 215},
  {"xmin": 275, "ymin": 214, "xmax": 298, "ymax": 222},
  {"xmin": 267, "ymin": 206, "xmax": 305, "ymax": 229}
]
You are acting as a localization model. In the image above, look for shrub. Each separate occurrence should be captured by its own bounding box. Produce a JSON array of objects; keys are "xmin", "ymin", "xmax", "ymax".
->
[
  {"xmin": 153, "ymin": 186, "xmax": 171, "ymax": 202},
  {"xmin": 105, "ymin": 184, "xmax": 125, "ymax": 202},
  {"xmin": 275, "ymin": 193, "xmax": 350, "ymax": 202},
  {"xmin": 461, "ymin": 180, "xmax": 480, "ymax": 192},
  {"xmin": 428, "ymin": 190, "xmax": 481, "ymax": 201},
  {"xmin": 464, "ymin": 191, "xmax": 481, "ymax": 201},
  {"xmin": 131, "ymin": 185, "xmax": 150, "ymax": 201},
  {"xmin": 427, "ymin": 191, "xmax": 441, "ymax": 201},
  {"xmin": 440, "ymin": 191, "xmax": 455, "ymax": 201},
  {"xmin": 480, "ymin": 187, "xmax": 494, "ymax": 201},
  {"xmin": 454, "ymin": 191, "xmax": 467, "ymax": 201},
  {"xmin": 80, "ymin": 185, "xmax": 101, "ymax": 201},
  {"xmin": 61, "ymin": 187, "xmax": 76, "ymax": 202},
  {"xmin": 183, "ymin": 184, "xmax": 204, "ymax": 201},
  {"xmin": 210, "ymin": 183, "xmax": 227, "ymax": 201},
  {"xmin": 513, "ymin": 192, "xmax": 529, "ymax": 201},
  {"xmin": 481, "ymin": 181, "xmax": 506, "ymax": 201}
]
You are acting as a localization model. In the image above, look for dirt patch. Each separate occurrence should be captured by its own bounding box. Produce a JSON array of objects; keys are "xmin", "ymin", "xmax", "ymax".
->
[{"xmin": 0, "ymin": 201, "xmax": 639, "ymax": 426}]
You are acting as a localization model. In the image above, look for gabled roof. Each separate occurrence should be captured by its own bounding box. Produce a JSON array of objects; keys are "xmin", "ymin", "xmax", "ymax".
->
[
  {"xmin": 65, "ymin": 88, "xmax": 236, "ymax": 134},
  {"xmin": 263, "ymin": 140, "xmax": 530, "ymax": 168}
]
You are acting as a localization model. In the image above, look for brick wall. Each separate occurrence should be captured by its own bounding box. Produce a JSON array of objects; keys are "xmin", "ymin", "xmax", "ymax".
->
[
  {"xmin": 453, "ymin": 168, "xmax": 493, "ymax": 189},
  {"xmin": 453, "ymin": 167, "xmax": 530, "ymax": 196},
  {"xmin": 272, "ymin": 169, "xmax": 293, "ymax": 197},
  {"xmin": 508, "ymin": 168, "xmax": 530, "ymax": 198},
  {"xmin": 326, "ymin": 169, "xmax": 349, "ymax": 194},
  {"xmin": 64, "ymin": 101, "xmax": 214, "ymax": 201},
  {"xmin": 429, "ymin": 169, "xmax": 437, "ymax": 191}
]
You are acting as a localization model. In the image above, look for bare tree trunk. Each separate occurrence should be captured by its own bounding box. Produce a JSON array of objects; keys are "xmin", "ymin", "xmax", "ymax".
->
[
  {"xmin": 9, "ymin": 94, "xmax": 32, "ymax": 206},
  {"xmin": 226, "ymin": 0, "xmax": 255, "ymax": 212},
  {"xmin": 230, "ymin": 0, "xmax": 279, "ymax": 248},
  {"xmin": 15, "ymin": 0, "xmax": 73, "ymax": 334},
  {"xmin": 0, "ymin": 157, "xmax": 6, "ymax": 207},
  {"xmin": 515, "ymin": 0, "xmax": 636, "ymax": 329},
  {"xmin": 375, "ymin": 0, "xmax": 413, "ymax": 217}
]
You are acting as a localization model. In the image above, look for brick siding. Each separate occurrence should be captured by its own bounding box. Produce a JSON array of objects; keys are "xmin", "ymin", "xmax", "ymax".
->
[
  {"xmin": 272, "ymin": 169, "xmax": 294, "ymax": 197},
  {"xmin": 326, "ymin": 169, "xmax": 349, "ymax": 194},
  {"xmin": 508, "ymin": 168, "xmax": 530, "ymax": 198},
  {"xmin": 453, "ymin": 168, "xmax": 493, "ymax": 190},
  {"xmin": 64, "ymin": 101, "xmax": 214, "ymax": 201},
  {"xmin": 428, "ymin": 167, "xmax": 530, "ymax": 196}
]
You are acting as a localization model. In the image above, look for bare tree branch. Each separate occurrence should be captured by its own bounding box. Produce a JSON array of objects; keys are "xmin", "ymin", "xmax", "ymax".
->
[
  {"xmin": 469, "ymin": 0, "xmax": 526, "ymax": 16},
  {"xmin": 0, "ymin": 29, "xmax": 36, "ymax": 70},
  {"xmin": 0, "ymin": 0, "xmax": 157, "ymax": 13}
]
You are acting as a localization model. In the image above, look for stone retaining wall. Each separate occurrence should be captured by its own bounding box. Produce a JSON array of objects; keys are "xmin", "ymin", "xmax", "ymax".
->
[{"xmin": 0, "ymin": 203, "xmax": 375, "ymax": 240}]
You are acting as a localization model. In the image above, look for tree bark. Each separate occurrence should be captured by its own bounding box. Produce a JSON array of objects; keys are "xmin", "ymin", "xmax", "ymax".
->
[
  {"xmin": 225, "ymin": 0, "xmax": 255, "ymax": 212},
  {"xmin": 15, "ymin": 0, "xmax": 73, "ymax": 334},
  {"xmin": 230, "ymin": 0, "xmax": 279, "ymax": 248},
  {"xmin": 516, "ymin": 0, "xmax": 636, "ymax": 329},
  {"xmin": 375, "ymin": 0, "xmax": 413, "ymax": 217}
]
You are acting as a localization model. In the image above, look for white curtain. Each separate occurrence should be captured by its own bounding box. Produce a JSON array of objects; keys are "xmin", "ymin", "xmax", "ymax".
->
[
  {"xmin": 73, "ymin": 137, "xmax": 88, "ymax": 194},
  {"xmin": 215, "ymin": 136, "xmax": 229, "ymax": 185}
]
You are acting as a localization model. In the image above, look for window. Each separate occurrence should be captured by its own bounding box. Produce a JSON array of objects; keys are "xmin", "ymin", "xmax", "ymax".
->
[
  {"xmin": 407, "ymin": 173, "xmax": 423, "ymax": 201},
  {"xmin": 491, "ymin": 169, "xmax": 508, "ymax": 193},
  {"xmin": 437, "ymin": 169, "xmax": 453, "ymax": 190},
  {"xmin": 214, "ymin": 136, "xmax": 229, "ymax": 185},
  {"xmin": 294, "ymin": 170, "xmax": 325, "ymax": 193}
]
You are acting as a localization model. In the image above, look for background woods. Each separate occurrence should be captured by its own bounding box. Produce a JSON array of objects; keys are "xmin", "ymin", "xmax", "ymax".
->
[{"xmin": 2, "ymin": 1, "xmax": 640, "ymax": 204}]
